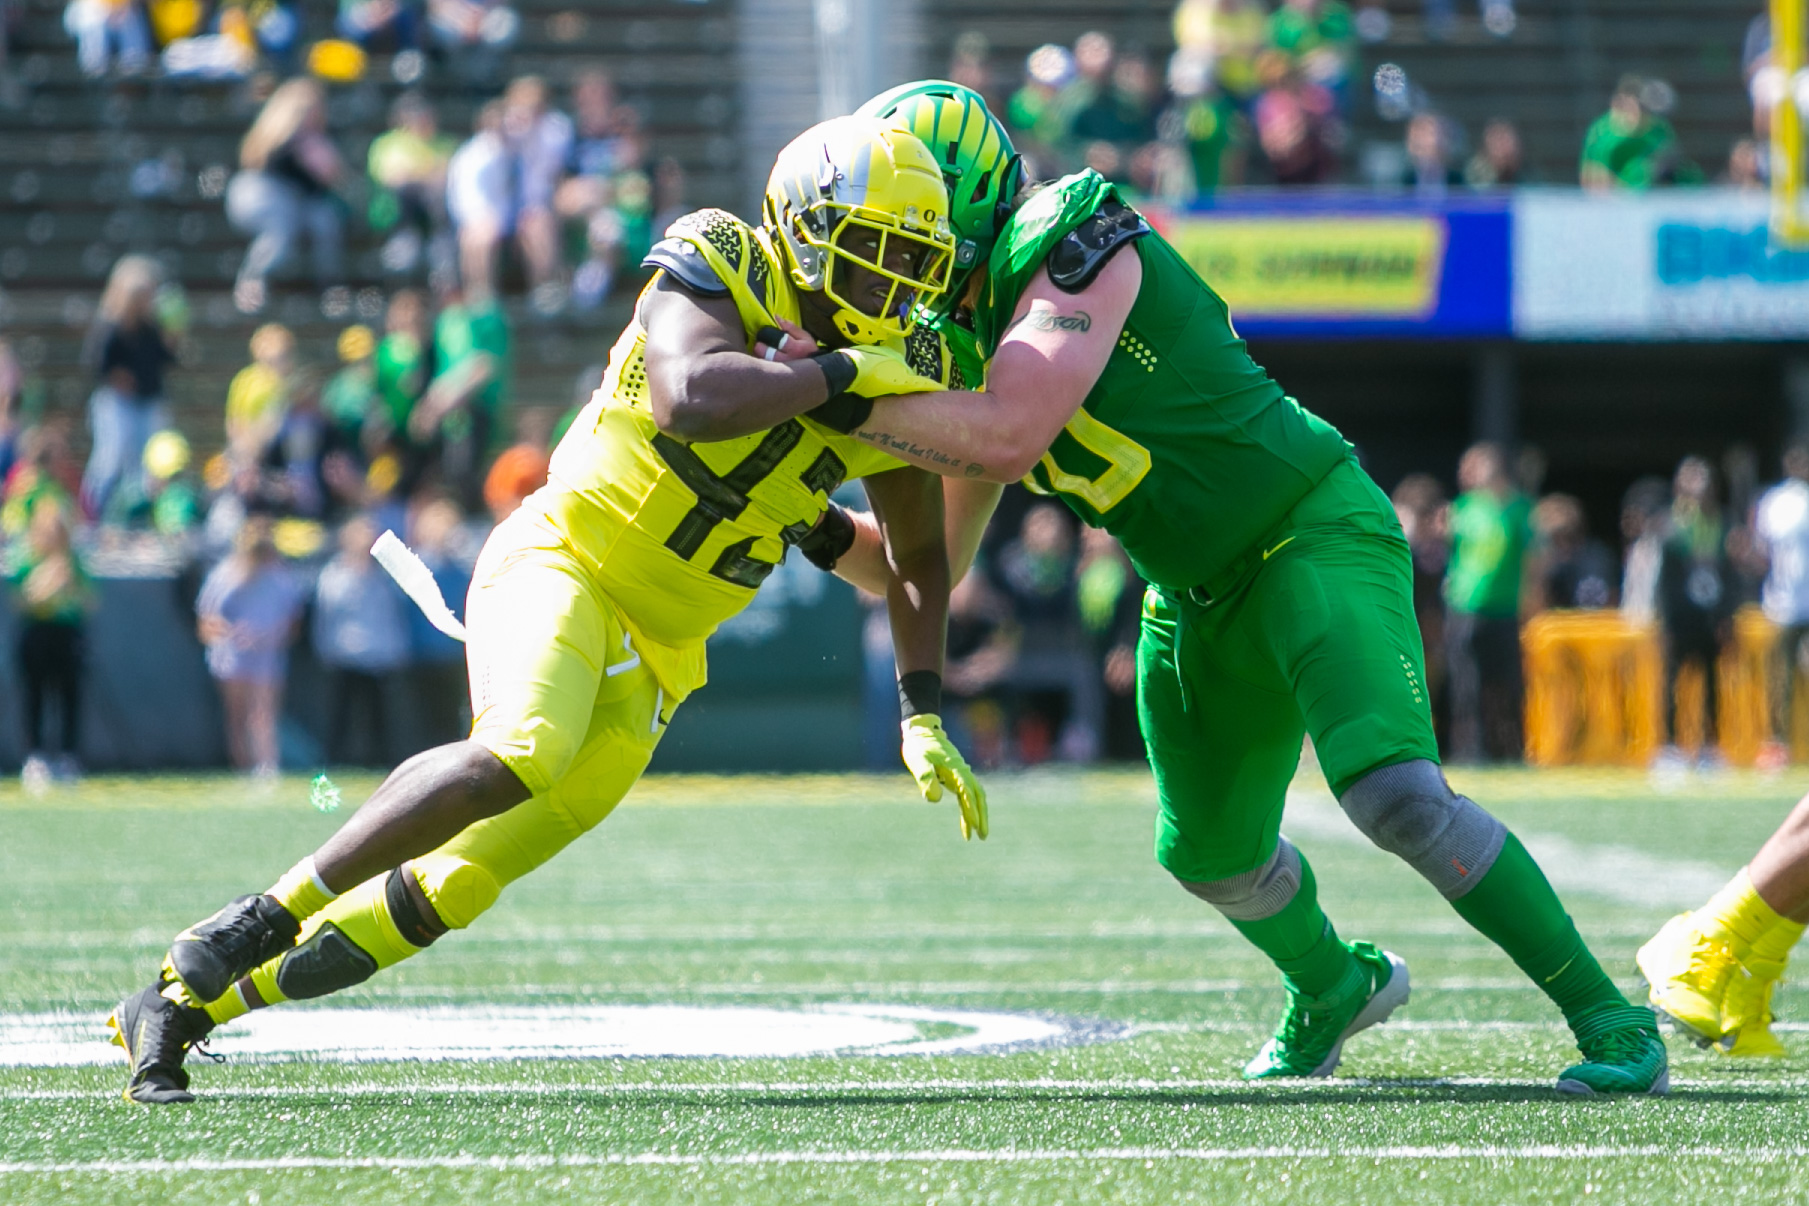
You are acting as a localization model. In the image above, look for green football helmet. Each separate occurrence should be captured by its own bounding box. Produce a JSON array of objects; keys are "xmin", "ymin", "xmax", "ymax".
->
[{"xmin": 855, "ymin": 80, "xmax": 1022, "ymax": 310}]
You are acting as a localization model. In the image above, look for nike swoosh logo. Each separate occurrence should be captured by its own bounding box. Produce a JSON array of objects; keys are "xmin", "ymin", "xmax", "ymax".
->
[
  {"xmin": 1262, "ymin": 536, "xmax": 1296, "ymax": 561},
  {"xmin": 1543, "ymin": 956, "xmax": 1577, "ymax": 984}
]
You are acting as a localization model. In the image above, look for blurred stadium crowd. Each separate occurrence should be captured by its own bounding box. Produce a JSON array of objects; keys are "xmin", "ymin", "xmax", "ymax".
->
[{"xmin": 0, "ymin": 0, "xmax": 1792, "ymax": 781}]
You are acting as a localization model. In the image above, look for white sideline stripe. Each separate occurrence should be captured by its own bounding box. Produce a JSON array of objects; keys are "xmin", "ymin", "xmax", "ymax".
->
[
  {"xmin": 11, "ymin": 1075, "xmax": 1809, "ymax": 1102},
  {"xmin": 8, "ymin": 1146, "xmax": 1809, "ymax": 1174},
  {"xmin": 1283, "ymin": 790, "xmax": 1732, "ymax": 908}
]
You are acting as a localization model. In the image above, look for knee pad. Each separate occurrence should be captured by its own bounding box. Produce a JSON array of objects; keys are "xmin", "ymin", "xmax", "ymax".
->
[
  {"xmin": 273, "ymin": 922, "xmax": 379, "ymax": 1000},
  {"xmin": 1339, "ymin": 759, "xmax": 1505, "ymax": 899},
  {"xmin": 1176, "ymin": 838, "xmax": 1303, "ymax": 921},
  {"xmin": 411, "ymin": 854, "xmax": 501, "ymax": 930}
]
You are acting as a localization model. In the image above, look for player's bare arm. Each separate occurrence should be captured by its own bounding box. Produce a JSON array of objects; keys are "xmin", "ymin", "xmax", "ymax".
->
[
  {"xmin": 861, "ymin": 464, "xmax": 950, "ymax": 678},
  {"xmin": 833, "ymin": 477, "xmax": 1003, "ymax": 595},
  {"xmin": 848, "ymin": 250, "xmax": 1141, "ymax": 482},
  {"xmin": 640, "ymin": 277, "xmax": 839, "ymax": 443}
]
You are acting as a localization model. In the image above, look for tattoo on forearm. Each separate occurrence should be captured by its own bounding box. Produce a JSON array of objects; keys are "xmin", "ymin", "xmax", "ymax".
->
[
  {"xmin": 857, "ymin": 428, "xmax": 986, "ymax": 478},
  {"xmin": 1019, "ymin": 307, "xmax": 1092, "ymax": 333}
]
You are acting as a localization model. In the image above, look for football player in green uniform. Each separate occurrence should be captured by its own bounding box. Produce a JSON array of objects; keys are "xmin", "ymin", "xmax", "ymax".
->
[{"xmin": 806, "ymin": 81, "xmax": 1666, "ymax": 1094}]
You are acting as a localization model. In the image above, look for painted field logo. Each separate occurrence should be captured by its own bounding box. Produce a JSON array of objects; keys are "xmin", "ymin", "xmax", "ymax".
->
[{"xmin": 0, "ymin": 1004, "xmax": 1124, "ymax": 1067}]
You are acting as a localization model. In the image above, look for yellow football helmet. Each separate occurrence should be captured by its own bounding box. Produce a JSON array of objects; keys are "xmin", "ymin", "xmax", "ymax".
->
[{"xmin": 763, "ymin": 116, "xmax": 956, "ymax": 344}]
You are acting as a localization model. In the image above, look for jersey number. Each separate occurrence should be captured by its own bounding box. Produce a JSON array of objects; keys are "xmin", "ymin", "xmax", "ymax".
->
[
  {"xmin": 652, "ymin": 421, "xmax": 846, "ymax": 588},
  {"xmin": 1023, "ymin": 408, "xmax": 1151, "ymax": 514}
]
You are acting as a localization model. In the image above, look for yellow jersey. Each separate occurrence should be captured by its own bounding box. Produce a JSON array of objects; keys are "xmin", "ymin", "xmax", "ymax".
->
[{"xmin": 531, "ymin": 208, "xmax": 963, "ymax": 703}]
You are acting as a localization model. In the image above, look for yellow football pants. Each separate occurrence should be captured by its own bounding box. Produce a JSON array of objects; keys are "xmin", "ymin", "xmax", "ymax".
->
[{"xmin": 238, "ymin": 509, "xmax": 671, "ymax": 1013}]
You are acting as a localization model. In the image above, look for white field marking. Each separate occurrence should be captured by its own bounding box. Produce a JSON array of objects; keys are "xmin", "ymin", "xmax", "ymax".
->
[
  {"xmin": 1283, "ymin": 789, "xmax": 1733, "ymax": 908},
  {"xmin": 362, "ymin": 977, "xmax": 1568, "ymax": 1000},
  {"xmin": 11, "ymin": 1074, "xmax": 1809, "ymax": 1103},
  {"xmin": 0, "ymin": 1003, "xmax": 1120, "ymax": 1069},
  {"xmin": 9, "ymin": 1146, "xmax": 1809, "ymax": 1175}
]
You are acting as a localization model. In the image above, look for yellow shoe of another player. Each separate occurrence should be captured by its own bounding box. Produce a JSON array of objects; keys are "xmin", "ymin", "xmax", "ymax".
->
[
  {"xmin": 1636, "ymin": 913, "xmax": 1738, "ymax": 1046},
  {"xmin": 1717, "ymin": 957, "xmax": 1787, "ymax": 1059}
]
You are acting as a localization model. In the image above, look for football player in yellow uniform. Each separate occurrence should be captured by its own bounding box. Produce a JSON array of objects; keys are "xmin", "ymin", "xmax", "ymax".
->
[{"xmin": 107, "ymin": 116, "xmax": 985, "ymax": 1104}]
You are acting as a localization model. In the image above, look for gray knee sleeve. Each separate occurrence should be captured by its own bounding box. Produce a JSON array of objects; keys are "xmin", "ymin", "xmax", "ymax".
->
[
  {"xmin": 1338, "ymin": 759, "xmax": 1506, "ymax": 899},
  {"xmin": 1177, "ymin": 837, "xmax": 1303, "ymax": 921}
]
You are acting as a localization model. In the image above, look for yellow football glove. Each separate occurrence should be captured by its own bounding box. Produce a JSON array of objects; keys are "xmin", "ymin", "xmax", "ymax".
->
[
  {"xmin": 838, "ymin": 344, "xmax": 944, "ymax": 398},
  {"xmin": 900, "ymin": 713, "xmax": 989, "ymax": 840}
]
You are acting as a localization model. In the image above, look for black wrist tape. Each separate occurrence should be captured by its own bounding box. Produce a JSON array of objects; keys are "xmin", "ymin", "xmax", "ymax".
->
[
  {"xmin": 797, "ymin": 502, "xmax": 856, "ymax": 571},
  {"xmin": 897, "ymin": 670, "xmax": 943, "ymax": 719},
  {"xmin": 807, "ymin": 392, "xmax": 873, "ymax": 434},
  {"xmin": 812, "ymin": 350, "xmax": 857, "ymax": 399}
]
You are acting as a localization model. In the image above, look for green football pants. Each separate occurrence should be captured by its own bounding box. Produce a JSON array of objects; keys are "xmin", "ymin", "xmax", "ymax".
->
[{"xmin": 1138, "ymin": 458, "xmax": 1440, "ymax": 883}]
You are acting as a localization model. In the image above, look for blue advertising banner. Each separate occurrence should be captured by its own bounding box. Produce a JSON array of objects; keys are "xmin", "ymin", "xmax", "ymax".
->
[{"xmin": 1146, "ymin": 192, "xmax": 1513, "ymax": 339}]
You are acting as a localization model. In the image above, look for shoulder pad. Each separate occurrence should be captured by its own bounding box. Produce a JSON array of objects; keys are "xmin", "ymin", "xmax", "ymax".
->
[
  {"xmin": 643, "ymin": 236, "xmax": 730, "ymax": 298},
  {"xmin": 1047, "ymin": 199, "xmax": 1151, "ymax": 294}
]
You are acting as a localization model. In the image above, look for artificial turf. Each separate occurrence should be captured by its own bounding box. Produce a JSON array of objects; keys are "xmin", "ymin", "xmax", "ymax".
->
[{"xmin": 3, "ymin": 765, "xmax": 1808, "ymax": 1204}]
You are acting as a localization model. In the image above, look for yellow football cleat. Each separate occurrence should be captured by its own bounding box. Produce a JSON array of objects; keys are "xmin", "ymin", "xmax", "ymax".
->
[
  {"xmin": 1636, "ymin": 912, "xmax": 1739, "ymax": 1046},
  {"xmin": 1718, "ymin": 957, "xmax": 1787, "ymax": 1059}
]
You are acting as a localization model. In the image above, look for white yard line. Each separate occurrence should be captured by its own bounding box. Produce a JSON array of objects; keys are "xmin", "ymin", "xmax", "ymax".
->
[
  {"xmin": 7, "ymin": 1146, "xmax": 1809, "ymax": 1174},
  {"xmin": 1282, "ymin": 790, "xmax": 1733, "ymax": 908}
]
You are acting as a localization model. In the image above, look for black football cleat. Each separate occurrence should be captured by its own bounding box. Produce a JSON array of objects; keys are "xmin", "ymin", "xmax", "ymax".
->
[
  {"xmin": 107, "ymin": 982, "xmax": 217, "ymax": 1104},
  {"xmin": 164, "ymin": 894, "xmax": 301, "ymax": 1005}
]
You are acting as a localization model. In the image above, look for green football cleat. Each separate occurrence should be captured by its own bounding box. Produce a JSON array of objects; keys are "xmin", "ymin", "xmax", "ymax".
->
[
  {"xmin": 1242, "ymin": 942, "xmax": 1410, "ymax": 1079},
  {"xmin": 165, "ymin": 894, "xmax": 300, "ymax": 1006},
  {"xmin": 107, "ymin": 981, "xmax": 216, "ymax": 1105},
  {"xmin": 1555, "ymin": 1002, "xmax": 1669, "ymax": 1096}
]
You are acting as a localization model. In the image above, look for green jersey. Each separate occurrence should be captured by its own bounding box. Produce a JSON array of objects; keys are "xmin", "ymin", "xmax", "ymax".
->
[{"xmin": 973, "ymin": 171, "xmax": 1351, "ymax": 591}]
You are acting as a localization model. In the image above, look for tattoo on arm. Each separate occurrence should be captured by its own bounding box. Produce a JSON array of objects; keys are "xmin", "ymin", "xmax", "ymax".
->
[
  {"xmin": 1017, "ymin": 306, "xmax": 1092, "ymax": 333},
  {"xmin": 857, "ymin": 428, "xmax": 987, "ymax": 478}
]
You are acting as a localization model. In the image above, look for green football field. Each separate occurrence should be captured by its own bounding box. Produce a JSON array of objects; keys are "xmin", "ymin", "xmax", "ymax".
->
[{"xmin": 4, "ymin": 764, "xmax": 1809, "ymax": 1204}]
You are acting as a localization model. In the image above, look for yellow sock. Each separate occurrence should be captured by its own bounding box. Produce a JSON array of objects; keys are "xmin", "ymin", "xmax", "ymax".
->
[
  {"xmin": 203, "ymin": 982, "xmax": 252, "ymax": 1026},
  {"xmin": 1700, "ymin": 869, "xmax": 1788, "ymax": 956},
  {"xmin": 266, "ymin": 856, "xmax": 338, "ymax": 922},
  {"xmin": 1752, "ymin": 915, "xmax": 1808, "ymax": 966}
]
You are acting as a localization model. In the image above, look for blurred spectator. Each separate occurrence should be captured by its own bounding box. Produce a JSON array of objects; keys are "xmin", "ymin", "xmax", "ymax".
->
[
  {"xmin": 1444, "ymin": 441, "xmax": 1532, "ymax": 762},
  {"xmin": 197, "ymin": 515, "xmax": 305, "ymax": 777},
  {"xmin": 943, "ymin": 562, "xmax": 1018, "ymax": 768},
  {"xmin": 1253, "ymin": 69, "xmax": 1338, "ymax": 184},
  {"xmin": 1725, "ymin": 137, "xmax": 1767, "ymax": 189},
  {"xmin": 947, "ymin": 30, "xmax": 995, "ymax": 103},
  {"xmin": 314, "ymin": 513, "xmax": 410, "ymax": 765},
  {"xmin": 1008, "ymin": 42, "xmax": 1076, "ymax": 165},
  {"xmin": 1580, "ymin": 75, "xmax": 1696, "ymax": 192},
  {"xmin": 555, "ymin": 71, "xmax": 650, "ymax": 310},
  {"xmin": 1053, "ymin": 32, "xmax": 1118, "ymax": 157},
  {"xmin": 1076, "ymin": 526, "xmax": 1143, "ymax": 761},
  {"xmin": 447, "ymin": 100, "xmax": 510, "ymax": 299},
  {"xmin": 1072, "ymin": 47, "xmax": 1160, "ymax": 147},
  {"xmin": 227, "ymin": 78, "xmax": 347, "ymax": 314},
  {"xmin": 1267, "ymin": 0, "xmax": 1355, "ymax": 103},
  {"xmin": 1164, "ymin": 52, "xmax": 1246, "ymax": 195},
  {"xmin": 81, "ymin": 255, "xmax": 178, "ymax": 519},
  {"xmin": 1404, "ymin": 111, "xmax": 1461, "ymax": 199},
  {"xmin": 414, "ymin": 286, "xmax": 509, "ymax": 511},
  {"xmin": 1756, "ymin": 443, "xmax": 1809, "ymax": 768},
  {"xmin": 404, "ymin": 495, "xmax": 471, "ymax": 748},
  {"xmin": 1172, "ymin": 0, "xmax": 1268, "ymax": 109},
  {"xmin": 338, "ymin": 0, "xmax": 418, "ymax": 52},
  {"xmin": 368, "ymin": 92, "xmax": 455, "ymax": 281},
  {"xmin": 997, "ymin": 502, "xmax": 1096, "ymax": 763},
  {"xmin": 373, "ymin": 290, "xmax": 432, "ymax": 449},
  {"xmin": 225, "ymin": 322, "xmax": 296, "ymax": 467},
  {"xmin": 322, "ymin": 324, "xmax": 378, "ymax": 450},
  {"xmin": 1533, "ymin": 493, "xmax": 1616, "ymax": 609},
  {"xmin": 427, "ymin": 0, "xmax": 516, "ymax": 87},
  {"xmin": 5, "ymin": 420, "xmax": 82, "ymax": 538},
  {"xmin": 650, "ymin": 156, "xmax": 689, "ymax": 246},
  {"xmin": 1656, "ymin": 456, "xmax": 1734, "ymax": 766},
  {"xmin": 9, "ymin": 500, "xmax": 92, "ymax": 787},
  {"xmin": 1392, "ymin": 472, "xmax": 1450, "ymax": 749},
  {"xmin": 0, "ymin": 339, "xmax": 26, "ymax": 487},
  {"xmin": 103, "ymin": 429, "xmax": 202, "ymax": 536},
  {"xmin": 64, "ymin": 0, "xmax": 150, "ymax": 77},
  {"xmin": 1619, "ymin": 476, "xmax": 1670, "ymax": 623},
  {"xmin": 502, "ymin": 75, "xmax": 576, "ymax": 313},
  {"xmin": 481, "ymin": 408, "xmax": 550, "ymax": 522},
  {"xmin": 1464, "ymin": 118, "xmax": 1524, "ymax": 190},
  {"xmin": 254, "ymin": 371, "xmax": 343, "ymax": 519}
]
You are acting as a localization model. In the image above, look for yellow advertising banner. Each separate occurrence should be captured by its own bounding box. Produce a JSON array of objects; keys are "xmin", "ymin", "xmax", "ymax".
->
[{"xmin": 1165, "ymin": 217, "xmax": 1447, "ymax": 317}]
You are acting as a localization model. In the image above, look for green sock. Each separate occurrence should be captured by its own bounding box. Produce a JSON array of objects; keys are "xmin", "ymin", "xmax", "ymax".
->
[
  {"xmin": 1450, "ymin": 832, "xmax": 1625, "ymax": 1026},
  {"xmin": 1228, "ymin": 848, "xmax": 1358, "ymax": 998}
]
